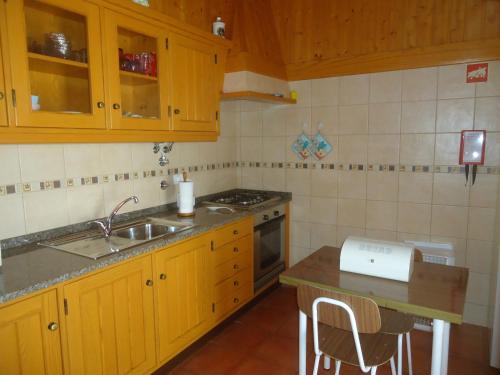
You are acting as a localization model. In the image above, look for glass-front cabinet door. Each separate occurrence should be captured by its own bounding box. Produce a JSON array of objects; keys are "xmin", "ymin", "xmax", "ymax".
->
[
  {"xmin": 6, "ymin": 0, "xmax": 106, "ymax": 129},
  {"xmin": 170, "ymin": 34, "xmax": 217, "ymax": 132},
  {"xmin": 104, "ymin": 10, "xmax": 169, "ymax": 131}
]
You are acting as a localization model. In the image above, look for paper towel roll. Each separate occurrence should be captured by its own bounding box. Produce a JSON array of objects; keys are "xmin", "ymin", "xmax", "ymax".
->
[{"xmin": 178, "ymin": 181, "xmax": 194, "ymax": 214}]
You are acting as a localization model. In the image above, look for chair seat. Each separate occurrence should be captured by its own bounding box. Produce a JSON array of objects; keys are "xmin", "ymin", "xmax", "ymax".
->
[
  {"xmin": 379, "ymin": 308, "xmax": 415, "ymax": 335},
  {"xmin": 318, "ymin": 324, "xmax": 397, "ymax": 367}
]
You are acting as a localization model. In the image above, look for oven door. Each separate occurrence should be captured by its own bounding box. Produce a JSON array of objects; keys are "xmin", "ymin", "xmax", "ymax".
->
[{"xmin": 254, "ymin": 216, "xmax": 285, "ymax": 286}]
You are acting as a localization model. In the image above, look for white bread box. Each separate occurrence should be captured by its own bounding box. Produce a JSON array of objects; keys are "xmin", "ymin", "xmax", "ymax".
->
[{"xmin": 340, "ymin": 236, "xmax": 415, "ymax": 282}]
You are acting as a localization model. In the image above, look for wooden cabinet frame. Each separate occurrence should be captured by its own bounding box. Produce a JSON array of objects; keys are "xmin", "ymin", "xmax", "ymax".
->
[{"xmin": 0, "ymin": 0, "xmax": 229, "ymax": 143}]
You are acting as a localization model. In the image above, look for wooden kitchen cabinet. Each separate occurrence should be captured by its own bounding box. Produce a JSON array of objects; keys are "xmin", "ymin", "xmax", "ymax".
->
[
  {"xmin": 103, "ymin": 9, "xmax": 170, "ymax": 131},
  {"xmin": 6, "ymin": 0, "xmax": 106, "ymax": 129},
  {"xmin": 0, "ymin": 290, "xmax": 63, "ymax": 375},
  {"xmin": 170, "ymin": 34, "xmax": 220, "ymax": 133},
  {"xmin": 153, "ymin": 234, "xmax": 212, "ymax": 364},
  {"xmin": 0, "ymin": 1, "xmax": 9, "ymax": 127},
  {"xmin": 211, "ymin": 218, "xmax": 254, "ymax": 323},
  {"xmin": 63, "ymin": 256, "xmax": 156, "ymax": 375}
]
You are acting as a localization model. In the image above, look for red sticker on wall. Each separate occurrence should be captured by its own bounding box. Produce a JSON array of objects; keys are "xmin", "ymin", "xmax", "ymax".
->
[{"xmin": 466, "ymin": 63, "xmax": 488, "ymax": 83}]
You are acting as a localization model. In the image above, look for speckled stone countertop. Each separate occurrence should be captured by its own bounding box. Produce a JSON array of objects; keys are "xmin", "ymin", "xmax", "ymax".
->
[{"xmin": 0, "ymin": 189, "xmax": 291, "ymax": 305}]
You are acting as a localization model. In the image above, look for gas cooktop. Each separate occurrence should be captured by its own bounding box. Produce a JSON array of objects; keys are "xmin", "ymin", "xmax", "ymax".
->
[{"xmin": 202, "ymin": 191, "xmax": 280, "ymax": 209}]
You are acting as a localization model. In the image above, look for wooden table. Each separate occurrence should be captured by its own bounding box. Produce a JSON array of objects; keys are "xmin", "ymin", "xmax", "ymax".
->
[{"xmin": 279, "ymin": 246, "xmax": 469, "ymax": 375}]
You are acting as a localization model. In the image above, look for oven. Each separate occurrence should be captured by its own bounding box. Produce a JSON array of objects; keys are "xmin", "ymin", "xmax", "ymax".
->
[{"xmin": 253, "ymin": 204, "xmax": 286, "ymax": 292}]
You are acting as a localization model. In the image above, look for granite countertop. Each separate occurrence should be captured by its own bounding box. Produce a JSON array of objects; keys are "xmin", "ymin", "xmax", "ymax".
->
[{"xmin": 0, "ymin": 189, "xmax": 291, "ymax": 305}]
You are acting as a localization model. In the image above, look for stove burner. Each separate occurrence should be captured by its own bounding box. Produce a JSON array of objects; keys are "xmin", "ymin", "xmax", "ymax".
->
[{"xmin": 204, "ymin": 192, "xmax": 279, "ymax": 209}]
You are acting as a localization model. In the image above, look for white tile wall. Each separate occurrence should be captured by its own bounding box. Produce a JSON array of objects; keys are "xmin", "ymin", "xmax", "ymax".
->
[{"xmin": 233, "ymin": 60, "xmax": 500, "ymax": 326}]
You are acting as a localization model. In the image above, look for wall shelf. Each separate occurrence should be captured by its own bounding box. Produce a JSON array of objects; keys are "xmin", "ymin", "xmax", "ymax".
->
[{"xmin": 220, "ymin": 91, "xmax": 296, "ymax": 105}]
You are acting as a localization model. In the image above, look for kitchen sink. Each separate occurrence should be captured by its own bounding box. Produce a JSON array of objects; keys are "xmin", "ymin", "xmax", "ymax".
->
[
  {"xmin": 40, "ymin": 218, "xmax": 195, "ymax": 259},
  {"xmin": 113, "ymin": 222, "xmax": 187, "ymax": 241}
]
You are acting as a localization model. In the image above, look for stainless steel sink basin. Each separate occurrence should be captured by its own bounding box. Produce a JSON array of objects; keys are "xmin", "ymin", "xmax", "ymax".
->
[
  {"xmin": 113, "ymin": 223, "xmax": 181, "ymax": 241},
  {"xmin": 40, "ymin": 218, "xmax": 196, "ymax": 259}
]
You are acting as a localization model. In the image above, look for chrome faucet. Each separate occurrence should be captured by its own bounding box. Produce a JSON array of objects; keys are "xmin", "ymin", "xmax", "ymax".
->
[{"xmin": 93, "ymin": 196, "xmax": 139, "ymax": 237}]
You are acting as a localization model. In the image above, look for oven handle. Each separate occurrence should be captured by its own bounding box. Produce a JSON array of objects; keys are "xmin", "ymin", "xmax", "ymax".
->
[{"xmin": 253, "ymin": 215, "xmax": 285, "ymax": 230}]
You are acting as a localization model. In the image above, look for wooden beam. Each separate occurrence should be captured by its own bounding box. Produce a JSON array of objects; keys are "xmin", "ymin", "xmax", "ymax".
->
[{"xmin": 286, "ymin": 38, "xmax": 500, "ymax": 80}]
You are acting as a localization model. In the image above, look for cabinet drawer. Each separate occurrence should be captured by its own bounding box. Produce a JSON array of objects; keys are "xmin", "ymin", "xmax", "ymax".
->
[
  {"xmin": 214, "ymin": 282, "xmax": 253, "ymax": 321},
  {"xmin": 213, "ymin": 234, "xmax": 252, "ymax": 267},
  {"xmin": 214, "ymin": 269, "xmax": 253, "ymax": 302},
  {"xmin": 213, "ymin": 217, "xmax": 253, "ymax": 248},
  {"xmin": 213, "ymin": 247, "xmax": 252, "ymax": 285}
]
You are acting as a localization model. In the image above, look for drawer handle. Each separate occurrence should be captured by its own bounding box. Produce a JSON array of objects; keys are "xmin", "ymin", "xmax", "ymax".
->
[
  {"xmin": 233, "ymin": 264, "xmax": 239, "ymax": 270},
  {"xmin": 159, "ymin": 273, "xmax": 167, "ymax": 280},
  {"xmin": 112, "ymin": 103, "xmax": 121, "ymax": 110},
  {"xmin": 233, "ymin": 298, "xmax": 239, "ymax": 304},
  {"xmin": 174, "ymin": 108, "xmax": 181, "ymax": 115},
  {"xmin": 48, "ymin": 322, "xmax": 59, "ymax": 331},
  {"xmin": 0, "ymin": 92, "xmax": 4, "ymax": 100},
  {"xmin": 233, "ymin": 230, "xmax": 239, "ymax": 235},
  {"xmin": 233, "ymin": 280, "xmax": 239, "ymax": 287},
  {"xmin": 97, "ymin": 101, "xmax": 105, "ymax": 108},
  {"xmin": 146, "ymin": 279, "xmax": 153, "ymax": 287},
  {"xmin": 233, "ymin": 247, "xmax": 239, "ymax": 253}
]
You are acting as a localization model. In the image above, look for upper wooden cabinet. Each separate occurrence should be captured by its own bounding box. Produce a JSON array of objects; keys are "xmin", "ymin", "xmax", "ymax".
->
[
  {"xmin": 170, "ymin": 34, "xmax": 219, "ymax": 133},
  {"xmin": 154, "ymin": 234, "xmax": 212, "ymax": 364},
  {"xmin": 103, "ymin": 9, "xmax": 170, "ymax": 131},
  {"xmin": 0, "ymin": 290, "xmax": 63, "ymax": 375},
  {"xmin": 6, "ymin": 0, "xmax": 106, "ymax": 129},
  {"xmin": 0, "ymin": 0, "xmax": 229, "ymax": 142},
  {"xmin": 0, "ymin": 4, "xmax": 8, "ymax": 128},
  {"xmin": 63, "ymin": 256, "xmax": 156, "ymax": 375}
]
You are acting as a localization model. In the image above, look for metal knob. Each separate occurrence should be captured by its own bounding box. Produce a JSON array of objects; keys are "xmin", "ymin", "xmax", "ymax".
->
[
  {"xmin": 233, "ymin": 298, "xmax": 239, "ymax": 304},
  {"xmin": 0, "ymin": 92, "xmax": 4, "ymax": 100},
  {"xmin": 159, "ymin": 273, "xmax": 167, "ymax": 280},
  {"xmin": 146, "ymin": 279, "xmax": 153, "ymax": 287},
  {"xmin": 233, "ymin": 247, "xmax": 239, "ymax": 253},
  {"xmin": 112, "ymin": 103, "xmax": 121, "ymax": 110},
  {"xmin": 174, "ymin": 108, "xmax": 181, "ymax": 114},
  {"xmin": 233, "ymin": 264, "xmax": 239, "ymax": 270},
  {"xmin": 48, "ymin": 322, "xmax": 59, "ymax": 331},
  {"xmin": 274, "ymin": 210, "xmax": 280, "ymax": 217},
  {"xmin": 97, "ymin": 101, "xmax": 105, "ymax": 108},
  {"xmin": 233, "ymin": 230, "xmax": 238, "ymax": 235},
  {"xmin": 233, "ymin": 280, "xmax": 239, "ymax": 287},
  {"xmin": 263, "ymin": 214, "xmax": 269, "ymax": 221}
]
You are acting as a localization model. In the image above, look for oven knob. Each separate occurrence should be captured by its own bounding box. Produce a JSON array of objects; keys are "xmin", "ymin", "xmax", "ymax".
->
[
  {"xmin": 263, "ymin": 214, "xmax": 269, "ymax": 221},
  {"xmin": 274, "ymin": 210, "xmax": 280, "ymax": 217}
]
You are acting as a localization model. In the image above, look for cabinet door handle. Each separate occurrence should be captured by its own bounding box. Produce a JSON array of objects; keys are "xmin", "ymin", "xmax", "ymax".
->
[
  {"xmin": 174, "ymin": 108, "xmax": 181, "ymax": 115},
  {"xmin": 112, "ymin": 103, "xmax": 121, "ymax": 110},
  {"xmin": 146, "ymin": 279, "xmax": 153, "ymax": 287},
  {"xmin": 233, "ymin": 298, "xmax": 239, "ymax": 304},
  {"xmin": 233, "ymin": 247, "xmax": 239, "ymax": 253},
  {"xmin": 97, "ymin": 101, "xmax": 105, "ymax": 108},
  {"xmin": 233, "ymin": 280, "xmax": 239, "ymax": 287},
  {"xmin": 0, "ymin": 92, "xmax": 4, "ymax": 100},
  {"xmin": 233, "ymin": 264, "xmax": 239, "ymax": 270},
  {"xmin": 233, "ymin": 229, "xmax": 239, "ymax": 235},
  {"xmin": 159, "ymin": 273, "xmax": 167, "ymax": 280},
  {"xmin": 48, "ymin": 322, "xmax": 59, "ymax": 331}
]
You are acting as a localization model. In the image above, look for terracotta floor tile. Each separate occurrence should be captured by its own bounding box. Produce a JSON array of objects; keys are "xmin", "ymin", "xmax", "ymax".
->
[
  {"xmin": 165, "ymin": 286, "xmax": 500, "ymax": 375},
  {"xmin": 232, "ymin": 357, "xmax": 293, "ymax": 375}
]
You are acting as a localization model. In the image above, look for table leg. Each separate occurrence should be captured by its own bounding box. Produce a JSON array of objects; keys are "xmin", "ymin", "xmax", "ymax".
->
[
  {"xmin": 431, "ymin": 319, "xmax": 444, "ymax": 375},
  {"xmin": 299, "ymin": 310, "xmax": 307, "ymax": 375},
  {"xmin": 441, "ymin": 322, "xmax": 450, "ymax": 375}
]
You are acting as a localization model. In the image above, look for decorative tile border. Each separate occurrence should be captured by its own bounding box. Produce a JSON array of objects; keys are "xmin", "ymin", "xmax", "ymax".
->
[
  {"xmin": 0, "ymin": 161, "xmax": 239, "ymax": 197},
  {"xmin": 239, "ymin": 161, "xmax": 500, "ymax": 175}
]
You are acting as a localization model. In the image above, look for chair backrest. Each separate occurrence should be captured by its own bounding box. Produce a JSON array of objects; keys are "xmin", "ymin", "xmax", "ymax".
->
[
  {"xmin": 297, "ymin": 284, "xmax": 381, "ymax": 334},
  {"xmin": 414, "ymin": 248, "xmax": 423, "ymax": 262}
]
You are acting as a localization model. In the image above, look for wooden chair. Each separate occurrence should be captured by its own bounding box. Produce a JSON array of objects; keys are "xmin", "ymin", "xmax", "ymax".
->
[
  {"xmin": 297, "ymin": 284, "xmax": 397, "ymax": 375},
  {"xmin": 379, "ymin": 248, "xmax": 423, "ymax": 375}
]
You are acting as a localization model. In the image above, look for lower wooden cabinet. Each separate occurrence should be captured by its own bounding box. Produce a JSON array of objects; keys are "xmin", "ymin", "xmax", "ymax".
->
[
  {"xmin": 154, "ymin": 234, "xmax": 212, "ymax": 364},
  {"xmin": 63, "ymin": 256, "xmax": 156, "ymax": 375},
  {"xmin": 0, "ymin": 219, "xmax": 257, "ymax": 375},
  {"xmin": 0, "ymin": 290, "xmax": 63, "ymax": 375}
]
